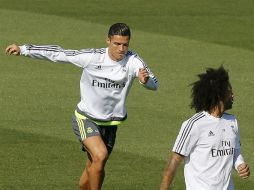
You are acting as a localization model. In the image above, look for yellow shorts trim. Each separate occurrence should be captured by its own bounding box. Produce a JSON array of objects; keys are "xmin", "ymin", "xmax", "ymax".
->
[
  {"xmin": 74, "ymin": 110, "xmax": 123, "ymax": 126},
  {"xmin": 76, "ymin": 117, "xmax": 86, "ymax": 140}
]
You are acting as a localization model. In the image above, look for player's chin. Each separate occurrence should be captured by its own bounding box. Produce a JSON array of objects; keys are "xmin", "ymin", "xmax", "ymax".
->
[{"xmin": 116, "ymin": 54, "xmax": 125, "ymax": 61}]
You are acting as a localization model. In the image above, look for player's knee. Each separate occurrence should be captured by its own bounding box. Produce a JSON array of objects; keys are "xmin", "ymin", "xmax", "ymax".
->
[{"xmin": 93, "ymin": 150, "xmax": 109, "ymax": 168}]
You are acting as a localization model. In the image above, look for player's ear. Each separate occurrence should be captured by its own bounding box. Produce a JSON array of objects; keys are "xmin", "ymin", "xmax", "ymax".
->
[{"xmin": 106, "ymin": 37, "xmax": 111, "ymax": 45}]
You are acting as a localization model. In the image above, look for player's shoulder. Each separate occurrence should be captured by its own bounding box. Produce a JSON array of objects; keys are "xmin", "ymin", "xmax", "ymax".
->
[
  {"xmin": 222, "ymin": 112, "xmax": 236, "ymax": 121},
  {"xmin": 81, "ymin": 48, "xmax": 106, "ymax": 63},
  {"xmin": 182, "ymin": 111, "xmax": 207, "ymax": 127},
  {"xmin": 126, "ymin": 50, "xmax": 137, "ymax": 57},
  {"xmin": 186, "ymin": 111, "xmax": 206, "ymax": 121},
  {"xmin": 126, "ymin": 50, "xmax": 144, "ymax": 61}
]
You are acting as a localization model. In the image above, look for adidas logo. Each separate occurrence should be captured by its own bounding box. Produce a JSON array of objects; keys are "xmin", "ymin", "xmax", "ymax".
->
[
  {"xmin": 208, "ymin": 131, "xmax": 215, "ymax": 137},
  {"xmin": 95, "ymin": 65, "xmax": 102, "ymax": 70}
]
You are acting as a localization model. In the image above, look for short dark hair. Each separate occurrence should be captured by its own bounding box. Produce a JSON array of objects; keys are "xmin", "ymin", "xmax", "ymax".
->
[
  {"xmin": 190, "ymin": 66, "xmax": 231, "ymax": 112},
  {"xmin": 108, "ymin": 23, "xmax": 131, "ymax": 39}
]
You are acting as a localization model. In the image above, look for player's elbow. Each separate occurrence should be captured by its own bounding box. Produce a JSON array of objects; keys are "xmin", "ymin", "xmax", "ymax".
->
[
  {"xmin": 150, "ymin": 85, "xmax": 158, "ymax": 91},
  {"xmin": 145, "ymin": 78, "xmax": 159, "ymax": 91}
]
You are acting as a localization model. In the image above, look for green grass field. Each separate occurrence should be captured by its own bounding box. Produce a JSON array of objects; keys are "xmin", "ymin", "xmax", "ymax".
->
[{"xmin": 1, "ymin": 0, "xmax": 254, "ymax": 189}]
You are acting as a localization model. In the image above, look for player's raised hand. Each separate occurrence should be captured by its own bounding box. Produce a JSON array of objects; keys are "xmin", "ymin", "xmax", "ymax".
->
[
  {"xmin": 5, "ymin": 44, "xmax": 21, "ymax": 56},
  {"xmin": 138, "ymin": 68, "xmax": 149, "ymax": 84},
  {"xmin": 237, "ymin": 163, "xmax": 250, "ymax": 179}
]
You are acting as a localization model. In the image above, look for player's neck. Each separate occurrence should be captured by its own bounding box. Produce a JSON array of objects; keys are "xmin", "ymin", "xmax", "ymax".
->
[{"xmin": 209, "ymin": 102, "xmax": 225, "ymax": 118}]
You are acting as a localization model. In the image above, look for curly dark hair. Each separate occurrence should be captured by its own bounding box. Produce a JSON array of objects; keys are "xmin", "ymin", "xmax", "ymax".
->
[{"xmin": 190, "ymin": 66, "xmax": 231, "ymax": 112}]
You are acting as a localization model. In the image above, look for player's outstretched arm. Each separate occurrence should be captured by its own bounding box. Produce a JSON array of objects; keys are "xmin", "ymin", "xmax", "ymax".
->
[
  {"xmin": 237, "ymin": 163, "xmax": 250, "ymax": 179},
  {"xmin": 5, "ymin": 44, "xmax": 92, "ymax": 68},
  {"xmin": 5, "ymin": 44, "xmax": 21, "ymax": 56},
  {"xmin": 160, "ymin": 152, "xmax": 184, "ymax": 190}
]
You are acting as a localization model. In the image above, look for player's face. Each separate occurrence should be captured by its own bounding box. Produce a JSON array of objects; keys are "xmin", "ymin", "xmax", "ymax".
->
[
  {"xmin": 107, "ymin": 35, "xmax": 129, "ymax": 61},
  {"xmin": 224, "ymin": 84, "xmax": 234, "ymax": 111}
]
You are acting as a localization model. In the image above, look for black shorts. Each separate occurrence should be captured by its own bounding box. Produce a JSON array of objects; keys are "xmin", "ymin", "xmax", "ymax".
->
[{"xmin": 71, "ymin": 116, "xmax": 118, "ymax": 154}]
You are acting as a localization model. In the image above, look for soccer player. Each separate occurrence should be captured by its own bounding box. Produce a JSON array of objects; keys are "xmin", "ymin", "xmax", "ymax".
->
[
  {"xmin": 5, "ymin": 23, "xmax": 158, "ymax": 190},
  {"xmin": 160, "ymin": 66, "xmax": 250, "ymax": 190}
]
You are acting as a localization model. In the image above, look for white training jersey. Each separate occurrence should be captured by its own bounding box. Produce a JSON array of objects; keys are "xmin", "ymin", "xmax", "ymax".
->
[
  {"xmin": 20, "ymin": 44, "xmax": 158, "ymax": 121},
  {"xmin": 172, "ymin": 111, "xmax": 244, "ymax": 190}
]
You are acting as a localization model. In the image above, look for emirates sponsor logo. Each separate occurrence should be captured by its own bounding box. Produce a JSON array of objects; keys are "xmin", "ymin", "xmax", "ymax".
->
[
  {"xmin": 92, "ymin": 78, "xmax": 126, "ymax": 89},
  {"xmin": 211, "ymin": 140, "xmax": 234, "ymax": 157}
]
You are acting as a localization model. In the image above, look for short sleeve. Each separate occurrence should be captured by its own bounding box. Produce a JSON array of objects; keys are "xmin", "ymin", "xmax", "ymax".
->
[{"xmin": 172, "ymin": 120, "xmax": 200, "ymax": 156}]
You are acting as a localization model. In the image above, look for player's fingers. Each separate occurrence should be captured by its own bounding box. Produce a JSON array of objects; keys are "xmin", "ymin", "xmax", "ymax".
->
[
  {"xmin": 5, "ymin": 46, "xmax": 12, "ymax": 54},
  {"xmin": 142, "ymin": 72, "xmax": 149, "ymax": 77},
  {"xmin": 138, "ymin": 68, "xmax": 149, "ymax": 83},
  {"xmin": 139, "ymin": 68, "xmax": 148, "ymax": 75},
  {"xmin": 240, "ymin": 172, "xmax": 250, "ymax": 179},
  {"xmin": 12, "ymin": 49, "xmax": 19, "ymax": 55},
  {"xmin": 5, "ymin": 44, "xmax": 19, "ymax": 55},
  {"xmin": 140, "ymin": 74, "xmax": 149, "ymax": 80},
  {"xmin": 10, "ymin": 48, "xmax": 16, "ymax": 54},
  {"xmin": 239, "ymin": 167, "xmax": 250, "ymax": 178},
  {"xmin": 239, "ymin": 164, "xmax": 249, "ymax": 172},
  {"xmin": 238, "ymin": 163, "xmax": 247, "ymax": 170},
  {"xmin": 6, "ymin": 46, "xmax": 16, "ymax": 55},
  {"xmin": 239, "ymin": 167, "xmax": 249, "ymax": 174},
  {"xmin": 139, "ymin": 68, "xmax": 147, "ymax": 72}
]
